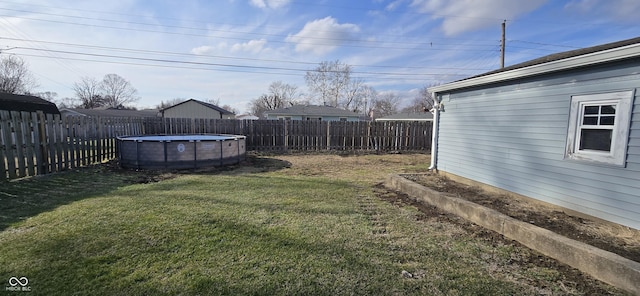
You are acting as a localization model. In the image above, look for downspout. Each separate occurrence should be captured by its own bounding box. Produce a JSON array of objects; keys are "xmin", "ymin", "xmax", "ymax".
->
[{"xmin": 428, "ymin": 92, "xmax": 441, "ymax": 171}]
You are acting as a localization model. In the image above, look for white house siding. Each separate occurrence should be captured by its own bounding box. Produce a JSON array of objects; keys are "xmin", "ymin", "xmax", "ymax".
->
[
  {"xmin": 436, "ymin": 59, "xmax": 640, "ymax": 229},
  {"xmin": 267, "ymin": 115, "xmax": 359, "ymax": 121},
  {"xmin": 163, "ymin": 101, "xmax": 225, "ymax": 119}
]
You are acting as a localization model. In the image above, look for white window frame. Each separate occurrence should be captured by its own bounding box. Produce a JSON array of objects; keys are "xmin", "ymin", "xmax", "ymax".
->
[{"xmin": 565, "ymin": 90, "xmax": 634, "ymax": 166}]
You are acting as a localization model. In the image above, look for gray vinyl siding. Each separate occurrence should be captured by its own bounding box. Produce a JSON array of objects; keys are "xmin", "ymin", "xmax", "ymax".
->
[
  {"xmin": 266, "ymin": 114, "xmax": 359, "ymax": 121},
  {"xmin": 436, "ymin": 59, "xmax": 640, "ymax": 229}
]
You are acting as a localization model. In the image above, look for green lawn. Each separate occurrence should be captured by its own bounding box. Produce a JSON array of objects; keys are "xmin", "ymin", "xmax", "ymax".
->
[{"xmin": 0, "ymin": 154, "xmax": 624, "ymax": 295}]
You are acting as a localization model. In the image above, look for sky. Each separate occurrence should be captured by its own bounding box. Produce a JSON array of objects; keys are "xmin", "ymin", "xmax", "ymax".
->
[{"xmin": 1, "ymin": 0, "xmax": 639, "ymax": 114}]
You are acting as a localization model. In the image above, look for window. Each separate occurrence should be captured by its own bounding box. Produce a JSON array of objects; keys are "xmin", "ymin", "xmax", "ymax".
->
[
  {"xmin": 565, "ymin": 90, "xmax": 634, "ymax": 166},
  {"xmin": 339, "ymin": 117, "xmax": 348, "ymax": 122}
]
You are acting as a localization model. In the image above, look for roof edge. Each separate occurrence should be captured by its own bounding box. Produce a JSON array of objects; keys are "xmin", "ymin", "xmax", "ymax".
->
[{"xmin": 429, "ymin": 42, "xmax": 640, "ymax": 94}]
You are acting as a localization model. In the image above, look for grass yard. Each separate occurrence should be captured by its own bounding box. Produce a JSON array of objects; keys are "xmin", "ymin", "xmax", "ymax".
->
[{"xmin": 0, "ymin": 153, "xmax": 626, "ymax": 295}]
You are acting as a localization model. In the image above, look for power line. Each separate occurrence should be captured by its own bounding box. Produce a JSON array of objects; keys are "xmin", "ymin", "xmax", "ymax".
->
[
  {"xmin": 510, "ymin": 39, "xmax": 581, "ymax": 49},
  {"xmin": 0, "ymin": 7, "xmax": 502, "ymax": 50},
  {"xmin": 0, "ymin": 13, "xmax": 503, "ymax": 52},
  {"xmin": 0, "ymin": 36, "xmax": 494, "ymax": 72},
  {"xmin": 9, "ymin": 52, "xmax": 468, "ymax": 82},
  {"xmin": 13, "ymin": 46, "xmax": 472, "ymax": 77}
]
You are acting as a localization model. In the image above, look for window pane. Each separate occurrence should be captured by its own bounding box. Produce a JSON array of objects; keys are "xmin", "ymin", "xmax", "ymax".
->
[
  {"xmin": 600, "ymin": 115, "xmax": 615, "ymax": 125},
  {"xmin": 580, "ymin": 129, "xmax": 612, "ymax": 151},
  {"xmin": 582, "ymin": 116, "xmax": 598, "ymax": 125},
  {"xmin": 601, "ymin": 105, "xmax": 616, "ymax": 114},
  {"xmin": 584, "ymin": 106, "xmax": 599, "ymax": 114}
]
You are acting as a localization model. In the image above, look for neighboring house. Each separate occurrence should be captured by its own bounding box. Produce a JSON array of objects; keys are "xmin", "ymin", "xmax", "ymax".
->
[
  {"xmin": 0, "ymin": 92, "xmax": 60, "ymax": 114},
  {"xmin": 265, "ymin": 105, "xmax": 361, "ymax": 121},
  {"xmin": 60, "ymin": 108, "xmax": 159, "ymax": 118},
  {"xmin": 236, "ymin": 114, "xmax": 259, "ymax": 120},
  {"xmin": 428, "ymin": 36, "xmax": 640, "ymax": 230},
  {"xmin": 161, "ymin": 99, "xmax": 235, "ymax": 119},
  {"xmin": 375, "ymin": 112, "xmax": 433, "ymax": 122}
]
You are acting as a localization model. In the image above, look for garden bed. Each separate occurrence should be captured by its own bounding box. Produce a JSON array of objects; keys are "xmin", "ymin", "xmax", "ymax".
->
[{"xmin": 402, "ymin": 173, "xmax": 640, "ymax": 263}]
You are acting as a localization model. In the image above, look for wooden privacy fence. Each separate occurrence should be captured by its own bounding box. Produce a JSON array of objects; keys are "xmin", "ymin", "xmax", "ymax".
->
[
  {"xmin": 141, "ymin": 119, "xmax": 432, "ymax": 152},
  {"xmin": 0, "ymin": 110, "xmax": 150, "ymax": 180},
  {"xmin": 1, "ymin": 111, "xmax": 432, "ymax": 180}
]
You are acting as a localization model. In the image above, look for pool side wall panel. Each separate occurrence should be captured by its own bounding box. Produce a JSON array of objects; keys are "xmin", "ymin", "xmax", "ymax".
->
[{"xmin": 117, "ymin": 135, "xmax": 246, "ymax": 170}]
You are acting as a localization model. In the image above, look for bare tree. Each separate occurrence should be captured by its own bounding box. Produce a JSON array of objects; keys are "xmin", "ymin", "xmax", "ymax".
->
[
  {"xmin": 73, "ymin": 76, "xmax": 104, "ymax": 109},
  {"xmin": 100, "ymin": 74, "xmax": 138, "ymax": 108},
  {"xmin": 0, "ymin": 55, "xmax": 37, "ymax": 94},
  {"xmin": 56, "ymin": 97, "xmax": 78, "ymax": 108},
  {"xmin": 403, "ymin": 85, "xmax": 436, "ymax": 113},
  {"xmin": 305, "ymin": 60, "xmax": 375, "ymax": 113},
  {"xmin": 269, "ymin": 81, "xmax": 298, "ymax": 103},
  {"xmin": 221, "ymin": 104, "xmax": 238, "ymax": 114},
  {"xmin": 156, "ymin": 98, "xmax": 187, "ymax": 109},
  {"xmin": 205, "ymin": 98, "xmax": 221, "ymax": 106},
  {"xmin": 249, "ymin": 94, "xmax": 285, "ymax": 119},
  {"xmin": 360, "ymin": 85, "xmax": 378, "ymax": 119},
  {"xmin": 372, "ymin": 93, "xmax": 401, "ymax": 119},
  {"xmin": 34, "ymin": 90, "xmax": 78, "ymax": 108},
  {"xmin": 34, "ymin": 91, "xmax": 58, "ymax": 103},
  {"xmin": 305, "ymin": 60, "xmax": 351, "ymax": 107},
  {"xmin": 342, "ymin": 77, "xmax": 366, "ymax": 112},
  {"xmin": 249, "ymin": 81, "xmax": 301, "ymax": 118}
]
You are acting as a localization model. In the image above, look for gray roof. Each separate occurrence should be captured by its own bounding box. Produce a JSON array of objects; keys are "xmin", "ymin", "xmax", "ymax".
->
[
  {"xmin": 60, "ymin": 108, "xmax": 159, "ymax": 117},
  {"xmin": 431, "ymin": 36, "xmax": 640, "ymax": 93},
  {"xmin": 469, "ymin": 36, "xmax": 640, "ymax": 80},
  {"xmin": 266, "ymin": 105, "xmax": 360, "ymax": 117},
  {"xmin": 376, "ymin": 112, "xmax": 433, "ymax": 121},
  {"xmin": 161, "ymin": 99, "xmax": 234, "ymax": 114},
  {"xmin": 0, "ymin": 92, "xmax": 60, "ymax": 114}
]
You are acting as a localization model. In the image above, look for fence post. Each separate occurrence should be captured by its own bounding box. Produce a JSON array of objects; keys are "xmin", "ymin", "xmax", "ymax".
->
[
  {"xmin": 284, "ymin": 119, "xmax": 289, "ymax": 151},
  {"xmin": 325, "ymin": 121, "xmax": 330, "ymax": 150},
  {"xmin": 34, "ymin": 111, "xmax": 48, "ymax": 174}
]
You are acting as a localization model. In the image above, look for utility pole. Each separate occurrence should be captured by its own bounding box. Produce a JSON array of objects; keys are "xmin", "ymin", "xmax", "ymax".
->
[{"xmin": 500, "ymin": 20, "xmax": 506, "ymax": 69}]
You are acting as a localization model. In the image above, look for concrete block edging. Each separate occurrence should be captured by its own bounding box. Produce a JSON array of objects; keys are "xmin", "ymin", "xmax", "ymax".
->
[{"xmin": 385, "ymin": 174, "xmax": 640, "ymax": 295}]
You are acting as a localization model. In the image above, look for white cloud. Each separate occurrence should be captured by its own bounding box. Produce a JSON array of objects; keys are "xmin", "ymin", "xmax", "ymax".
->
[
  {"xmin": 250, "ymin": 0, "xmax": 266, "ymax": 8},
  {"xmin": 249, "ymin": 0, "xmax": 290, "ymax": 9},
  {"xmin": 190, "ymin": 43, "xmax": 228, "ymax": 55},
  {"xmin": 231, "ymin": 39, "xmax": 267, "ymax": 54},
  {"xmin": 410, "ymin": 0, "xmax": 547, "ymax": 35},
  {"xmin": 386, "ymin": 0, "xmax": 405, "ymax": 11},
  {"xmin": 565, "ymin": 0, "xmax": 640, "ymax": 22},
  {"xmin": 286, "ymin": 17, "xmax": 360, "ymax": 55},
  {"xmin": 190, "ymin": 46, "xmax": 214, "ymax": 55}
]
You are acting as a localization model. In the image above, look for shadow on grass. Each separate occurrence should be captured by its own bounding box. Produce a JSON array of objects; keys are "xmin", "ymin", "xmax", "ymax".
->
[
  {"xmin": 20, "ymin": 212, "xmax": 405, "ymax": 295},
  {"xmin": 0, "ymin": 165, "xmax": 144, "ymax": 231},
  {"xmin": 186, "ymin": 155, "xmax": 292, "ymax": 176},
  {"xmin": 0, "ymin": 156, "xmax": 292, "ymax": 232}
]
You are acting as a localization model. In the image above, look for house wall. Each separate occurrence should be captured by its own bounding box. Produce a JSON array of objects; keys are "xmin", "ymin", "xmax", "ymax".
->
[
  {"xmin": 266, "ymin": 114, "xmax": 359, "ymax": 121},
  {"xmin": 435, "ymin": 58, "xmax": 640, "ymax": 230},
  {"xmin": 163, "ymin": 101, "xmax": 233, "ymax": 119}
]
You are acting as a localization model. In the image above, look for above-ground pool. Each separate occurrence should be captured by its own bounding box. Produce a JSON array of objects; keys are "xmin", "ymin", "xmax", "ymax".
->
[{"xmin": 117, "ymin": 134, "xmax": 246, "ymax": 169}]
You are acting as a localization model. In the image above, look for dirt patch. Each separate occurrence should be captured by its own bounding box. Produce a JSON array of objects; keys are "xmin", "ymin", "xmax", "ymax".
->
[{"xmin": 401, "ymin": 173, "xmax": 640, "ymax": 263}]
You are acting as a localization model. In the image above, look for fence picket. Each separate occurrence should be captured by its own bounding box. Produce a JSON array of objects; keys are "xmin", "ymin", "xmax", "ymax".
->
[
  {"xmin": 0, "ymin": 110, "xmax": 14, "ymax": 178},
  {"xmin": 0, "ymin": 112, "xmax": 431, "ymax": 180},
  {"xmin": 10, "ymin": 111, "xmax": 27, "ymax": 177}
]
